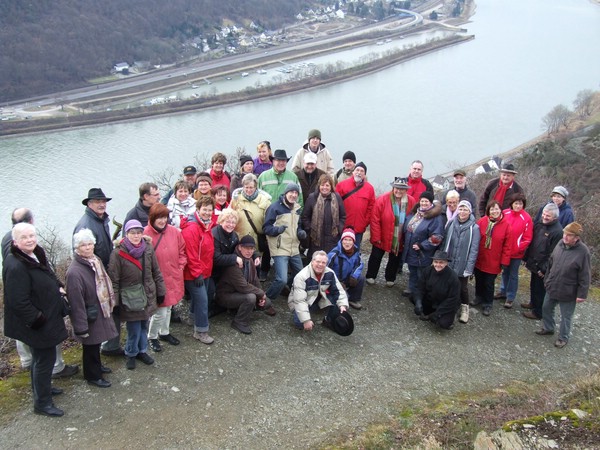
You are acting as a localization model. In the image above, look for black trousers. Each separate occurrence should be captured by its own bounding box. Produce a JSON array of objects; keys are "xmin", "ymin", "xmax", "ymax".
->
[
  {"xmin": 474, "ymin": 268, "xmax": 497, "ymax": 307},
  {"xmin": 366, "ymin": 246, "xmax": 402, "ymax": 282},
  {"xmin": 30, "ymin": 346, "xmax": 56, "ymax": 409},
  {"xmin": 83, "ymin": 343, "xmax": 102, "ymax": 381}
]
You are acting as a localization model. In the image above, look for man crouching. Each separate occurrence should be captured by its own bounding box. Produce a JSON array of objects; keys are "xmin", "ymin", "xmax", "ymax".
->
[{"xmin": 289, "ymin": 250, "xmax": 351, "ymax": 333}]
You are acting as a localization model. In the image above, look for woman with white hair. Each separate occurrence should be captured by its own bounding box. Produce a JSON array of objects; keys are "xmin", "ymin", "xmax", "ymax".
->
[{"xmin": 66, "ymin": 228, "xmax": 118, "ymax": 388}]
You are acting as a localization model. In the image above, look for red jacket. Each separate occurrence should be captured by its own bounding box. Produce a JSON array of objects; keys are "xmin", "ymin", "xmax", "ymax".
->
[
  {"xmin": 143, "ymin": 224, "xmax": 187, "ymax": 307},
  {"xmin": 335, "ymin": 178, "xmax": 375, "ymax": 234},
  {"xmin": 502, "ymin": 208, "xmax": 533, "ymax": 259},
  {"xmin": 370, "ymin": 192, "xmax": 416, "ymax": 253},
  {"xmin": 180, "ymin": 212, "xmax": 215, "ymax": 280},
  {"xmin": 210, "ymin": 169, "xmax": 231, "ymax": 191},
  {"xmin": 406, "ymin": 175, "xmax": 432, "ymax": 200},
  {"xmin": 475, "ymin": 215, "xmax": 512, "ymax": 274}
]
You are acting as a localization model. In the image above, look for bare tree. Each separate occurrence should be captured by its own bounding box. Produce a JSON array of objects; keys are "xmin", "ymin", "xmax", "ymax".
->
[
  {"xmin": 37, "ymin": 221, "xmax": 71, "ymax": 280},
  {"xmin": 148, "ymin": 167, "xmax": 175, "ymax": 196},
  {"xmin": 541, "ymin": 104, "xmax": 571, "ymax": 134},
  {"xmin": 573, "ymin": 89, "xmax": 594, "ymax": 118}
]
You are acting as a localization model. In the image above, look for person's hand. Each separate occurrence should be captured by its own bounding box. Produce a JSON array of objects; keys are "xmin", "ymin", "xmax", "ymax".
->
[
  {"xmin": 157, "ymin": 295, "xmax": 165, "ymax": 305},
  {"xmin": 276, "ymin": 225, "xmax": 288, "ymax": 235},
  {"xmin": 576, "ymin": 297, "xmax": 586, "ymax": 303},
  {"xmin": 59, "ymin": 287, "xmax": 67, "ymax": 295},
  {"xmin": 297, "ymin": 229, "xmax": 307, "ymax": 240},
  {"xmin": 194, "ymin": 275, "xmax": 204, "ymax": 287},
  {"xmin": 412, "ymin": 243, "xmax": 420, "ymax": 251},
  {"xmin": 236, "ymin": 256, "xmax": 243, "ymax": 268},
  {"xmin": 347, "ymin": 276, "xmax": 358, "ymax": 288},
  {"xmin": 254, "ymin": 256, "xmax": 261, "ymax": 267},
  {"xmin": 537, "ymin": 270, "xmax": 545, "ymax": 279},
  {"xmin": 257, "ymin": 296, "xmax": 266, "ymax": 308},
  {"xmin": 339, "ymin": 306, "xmax": 347, "ymax": 313},
  {"xmin": 81, "ymin": 333, "xmax": 90, "ymax": 338},
  {"xmin": 303, "ymin": 320, "xmax": 314, "ymax": 331}
]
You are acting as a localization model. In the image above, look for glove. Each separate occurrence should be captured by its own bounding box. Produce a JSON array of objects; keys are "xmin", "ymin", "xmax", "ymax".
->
[
  {"xmin": 194, "ymin": 275, "xmax": 205, "ymax": 287},
  {"xmin": 275, "ymin": 225, "xmax": 288, "ymax": 235},
  {"xmin": 347, "ymin": 276, "xmax": 359, "ymax": 288},
  {"xmin": 157, "ymin": 295, "xmax": 165, "ymax": 305},
  {"xmin": 297, "ymin": 229, "xmax": 307, "ymax": 240}
]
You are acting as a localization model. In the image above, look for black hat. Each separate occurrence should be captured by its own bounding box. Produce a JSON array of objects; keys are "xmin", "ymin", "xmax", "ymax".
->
[
  {"xmin": 273, "ymin": 149, "xmax": 291, "ymax": 161},
  {"xmin": 432, "ymin": 250, "xmax": 452, "ymax": 262},
  {"xmin": 500, "ymin": 163, "xmax": 517, "ymax": 174},
  {"xmin": 391, "ymin": 177, "xmax": 409, "ymax": 189},
  {"xmin": 239, "ymin": 155, "xmax": 253, "ymax": 167},
  {"xmin": 183, "ymin": 165, "xmax": 197, "ymax": 175},
  {"xmin": 355, "ymin": 161, "xmax": 367, "ymax": 173},
  {"xmin": 342, "ymin": 151, "xmax": 356, "ymax": 163},
  {"xmin": 82, "ymin": 188, "xmax": 112, "ymax": 205},
  {"xmin": 420, "ymin": 191, "xmax": 434, "ymax": 203},
  {"xmin": 330, "ymin": 309, "xmax": 354, "ymax": 336},
  {"xmin": 239, "ymin": 235, "xmax": 256, "ymax": 247}
]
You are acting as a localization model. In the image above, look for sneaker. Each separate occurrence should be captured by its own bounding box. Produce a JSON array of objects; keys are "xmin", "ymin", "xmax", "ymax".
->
[
  {"xmin": 349, "ymin": 301, "xmax": 363, "ymax": 310},
  {"xmin": 51, "ymin": 364, "xmax": 79, "ymax": 379},
  {"xmin": 101, "ymin": 348, "xmax": 125, "ymax": 357},
  {"xmin": 402, "ymin": 289, "xmax": 412, "ymax": 297},
  {"xmin": 503, "ymin": 300, "xmax": 513, "ymax": 309},
  {"xmin": 366, "ymin": 278, "xmax": 375, "ymax": 285},
  {"xmin": 459, "ymin": 304, "xmax": 469, "ymax": 323},
  {"xmin": 159, "ymin": 334, "xmax": 180, "ymax": 345},
  {"xmin": 149, "ymin": 339, "xmax": 162, "ymax": 352},
  {"xmin": 554, "ymin": 339, "xmax": 568, "ymax": 348},
  {"xmin": 136, "ymin": 352, "xmax": 155, "ymax": 365},
  {"xmin": 385, "ymin": 281, "xmax": 395, "ymax": 287},
  {"xmin": 231, "ymin": 321, "xmax": 252, "ymax": 335},
  {"xmin": 482, "ymin": 306, "xmax": 492, "ymax": 316},
  {"xmin": 193, "ymin": 331, "xmax": 214, "ymax": 345},
  {"xmin": 126, "ymin": 356, "xmax": 136, "ymax": 370}
]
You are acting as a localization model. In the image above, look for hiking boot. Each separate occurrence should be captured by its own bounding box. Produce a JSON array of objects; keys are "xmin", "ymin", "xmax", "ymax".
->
[
  {"xmin": 385, "ymin": 281, "xmax": 395, "ymax": 287},
  {"xmin": 494, "ymin": 292, "xmax": 506, "ymax": 300},
  {"xmin": 51, "ymin": 364, "xmax": 79, "ymax": 379},
  {"xmin": 149, "ymin": 339, "xmax": 162, "ymax": 352},
  {"xmin": 535, "ymin": 328, "xmax": 554, "ymax": 336},
  {"xmin": 159, "ymin": 334, "xmax": 180, "ymax": 345},
  {"xmin": 366, "ymin": 278, "xmax": 375, "ymax": 285},
  {"xmin": 231, "ymin": 321, "xmax": 252, "ymax": 335},
  {"xmin": 482, "ymin": 306, "xmax": 492, "ymax": 316},
  {"xmin": 126, "ymin": 357, "xmax": 136, "ymax": 370},
  {"xmin": 554, "ymin": 339, "xmax": 568, "ymax": 348},
  {"xmin": 263, "ymin": 306, "xmax": 277, "ymax": 316},
  {"xmin": 459, "ymin": 304, "xmax": 469, "ymax": 323},
  {"xmin": 520, "ymin": 302, "xmax": 533, "ymax": 309},
  {"xmin": 136, "ymin": 352, "xmax": 154, "ymax": 365},
  {"xmin": 193, "ymin": 331, "xmax": 214, "ymax": 345},
  {"xmin": 349, "ymin": 301, "xmax": 363, "ymax": 310},
  {"xmin": 522, "ymin": 311, "xmax": 541, "ymax": 320}
]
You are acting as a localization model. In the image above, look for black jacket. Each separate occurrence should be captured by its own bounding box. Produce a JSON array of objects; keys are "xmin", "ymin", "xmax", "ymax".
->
[
  {"xmin": 523, "ymin": 219, "xmax": 563, "ymax": 274},
  {"xmin": 74, "ymin": 207, "xmax": 113, "ymax": 268}
]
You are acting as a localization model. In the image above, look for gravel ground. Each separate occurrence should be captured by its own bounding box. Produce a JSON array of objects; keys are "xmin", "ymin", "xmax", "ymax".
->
[{"xmin": 1, "ymin": 269, "xmax": 598, "ymax": 449}]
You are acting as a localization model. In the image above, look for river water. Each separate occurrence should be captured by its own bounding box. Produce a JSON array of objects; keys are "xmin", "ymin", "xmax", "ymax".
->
[{"xmin": 1, "ymin": 0, "xmax": 599, "ymax": 245}]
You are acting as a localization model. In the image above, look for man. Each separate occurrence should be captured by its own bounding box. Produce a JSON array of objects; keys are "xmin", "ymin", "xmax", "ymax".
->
[
  {"xmin": 209, "ymin": 152, "xmax": 231, "ymax": 191},
  {"xmin": 335, "ymin": 162, "xmax": 375, "ymax": 247},
  {"xmin": 215, "ymin": 235, "xmax": 276, "ymax": 334},
  {"xmin": 293, "ymin": 152, "xmax": 325, "ymax": 202},
  {"xmin": 258, "ymin": 149, "xmax": 303, "ymax": 206},
  {"xmin": 3, "ymin": 209, "xmax": 79, "ymax": 379},
  {"xmin": 535, "ymin": 222, "xmax": 590, "ymax": 348},
  {"xmin": 288, "ymin": 250, "xmax": 350, "ymax": 332},
  {"xmin": 522, "ymin": 203, "xmax": 563, "ymax": 320},
  {"xmin": 440, "ymin": 169, "xmax": 477, "ymax": 214},
  {"xmin": 123, "ymin": 182, "xmax": 161, "ymax": 232},
  {"xmin": 406, "ymin": 160, "xmax": 434, "ymax": 200},
  {"xmin": 263, "ymin": 183, "xmax": 307, "ymax": 303},
  {"xmin": 334, "ymin": 151, "xmax": 356, "ymax": 185},
  {"xmin": 413, "ymin": 250, "xmax": 461, "ymax": 330},
  {"xmin": 478, "ymin": 163, "xmax": 524, "ymax": 217},
  {"xmin": 161, "ymin": 165, "xmax": 197, "ymax": 205},
  {"xmin": 291, "ymin": 129, "xmax": 335, "ymax": 176}
]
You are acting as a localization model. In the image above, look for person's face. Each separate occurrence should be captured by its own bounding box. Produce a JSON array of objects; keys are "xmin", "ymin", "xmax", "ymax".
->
[
  {"xmin": 309, "ymin": 137, "xmax": 321, "ymax": 150},
  {"xmin": 183, "ymin": 173, "xmax": 196, "ymax": 185},
  {"xmin": 87, "ymin": 199, "xmax": 107, "ymax": 217},
  {"xmin": 341, "ymin": 237, "xmax": 354, "ymax": 251},
  {"xmin": 14, "ymin": 228, "xmax": 37, "ymax": 254},
  {"xmin": 285, "ymin": 190, "xmax": 299, "ymax": 204},
  {"xmin": 176, "ymin": 187, "xmax": 190, "ymax": 202},
  {"xmin": 488, "ymin": 204, "xmax": 502, "ymax": 219},
  {"xmin": 212, "ymin": 160, "xmax": 224, "ymax": 174},
  {"xmin": 243, "ymin": 183, "xmax": 257, "ymax": 197},
  {"xmin": 126, "ymin": 228, "xmax": 143, "ymax": 245},
  {"xmin": 319, "ymin": 182, "xmax": 332, "ymax": 196},
  {"xmin": 432, "ymin": 259, "xmax": 448, "ymax": 272},
  {"xmin": 457, "ymin": 205, "xmax": 471, "ymax": 221},
  {"xmin": 214, "ymin": 190, "xmax": 228, "ymax": 206},
  {"xmin": 239, "ymin": 245, "xmax": 254, "ymax": 258},
  {"xmin": 551, "ymin": 193, "xmax": 565, "ymax": 206},
  {"xmin": 258, "ymin": 146, "xmax": 269, "ymax": 161},
  {"xmin": 343, "ymin": 159, "xmax": 355, "ymax": 171},
  {"xmin": 198, "ymin": 205, "xmax": 213, "ymax": 221},
  {"xmin": 221, "ymin": 216, "xmax": 237, "ymax": 233},
  {"xmin": 77, "ymin": 241, "xmax": 95, "ymax": 258},
  {"xmin": 154, "ymin": 216, "xmax": 168, "ymax": 229},
  {"xmin": 500, "ymin": 172, "xmax": 515, "ymax": 185},
  {"xmin": 144, "ymin": 187, "xmax": 160, "ymax": 206},
  {"xmin": 311, "ymin": 254, "xmax": 328, "ymax": 274},
  {"xmin": 197, "ymin": 181, "xmax": 211, "ymax": 194},
  {"xmin": 304, "ymin": 162, "xmax": 316, "ymax": 174},
  {"xmin": 562, "ymin": 232, "xmax": 579, "ymax": 246},
  {"xmin": 541, "ymin": 209, "xmax": 555, "ymax": 224},
  {"xmin": 446, "ymin": 197, "xmax": 459, "ymax": 211},
  {"xmin": 242, "ymin": 161, "xmax": 254, "ymax": 174},
  {"xmin": 453, "ymin": 175, "xmax": 466, "ymax": 189},
  {"xmin": 511, "ymin": 200, "xmax": 524, "ymax": 212},
  {"xmin": 410, "ymin": 163, "xmax": 423, "ymax": 179},
  {"xmin": 393, "ymin": 187, "xmax": 406, "ymax": 199},
  {"xmin": 353, "ymin": 166, "xmax": 365, "ymax": 182},
  {"xmin": 273, "ymin": 159, "xmax": 287, "ymax": 172},
  {"xmin": 420, "ymin": 198, "xmax": 431, "ymax": 209}
]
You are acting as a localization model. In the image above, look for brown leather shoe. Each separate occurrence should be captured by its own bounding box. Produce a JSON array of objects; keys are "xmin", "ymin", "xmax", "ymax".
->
[
  {"xmin": 520, "ymin": 302, "xmax": 533, "ymax": 309},
  {"xmin": 554, "ymin": 339, "xmax": 567, "ymax": 348},
  {"xmin": 522, "ymin": 311, "xmax": 541, "ymax": 320},
  {"xmin": 535, "ymin": 328, "xmax": 554, "ymax": 336},
  {"xmin": 493, "ymin": 292, "xmax": 506, "ymax": 300},
  {"xmin": 263, "ymin": 306, "xmax": 276, "ymax": 316}
]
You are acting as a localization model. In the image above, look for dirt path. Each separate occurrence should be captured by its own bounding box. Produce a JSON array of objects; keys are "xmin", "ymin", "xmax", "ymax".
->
[{"xmin": 1, "ymin": 270, "xmax": 598, "ymax": 449}]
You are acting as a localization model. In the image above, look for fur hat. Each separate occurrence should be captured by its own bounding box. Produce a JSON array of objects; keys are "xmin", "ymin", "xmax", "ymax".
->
[
  {"xmin": 563, "ymin": 222, "xmax": 583, "ymax": 236},
  {"xmin": 308, "ymin": 129, "xmax": 321, "ymax": 140},
  {"xmin": 342, "ymin": 151, "xmax": 356, "ymax": 163},
  {"xmin": 420, "ymin": 191, "xmax": 434, "ymax": 203}
]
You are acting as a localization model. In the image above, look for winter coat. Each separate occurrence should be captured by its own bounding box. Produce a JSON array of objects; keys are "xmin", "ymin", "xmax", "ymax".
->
[
  {"xmin": 294, "ymin": 167, "xmax": 326, "ymax": 203},
  {"xmin": 252, "ymin": 157, "xmax": 272, "ymax": 176},
  {"xmin": 180, "ymin": 212, "xmax": 215, "ymax": 281},
  {"xmin": 475, "ymin": 214, "xmax": 512, "ymax": 275},
  {"xmin": 302, "ymin": 191, "xmax": 346, "ymax": 255},
  {"xmin": 335, "ymin": 177, "xmax": 376, "ymax": 234},
  {"xmin": 534, "ymin": 201, "xmax": 575, "ymax": 228},
  {"xmin": 3, "ymin": 245, "xmax": 68, "ymax": 348},
  {"xmin": 327, "ymin": 241, "xmax": 364, "ymax": 284},
  {"xmin": 258, "ymin": 168, "xmax": 304, "ymax": 206},
  {"xmin": 216, "ymin": 256, "xmax": 265, "ymax": 302},
  {"xmin": 212, "ymin": 225, "xmax": 240, "ymax": 279},
  {"xmin": 263, "ymin": 195, "xmax": 303, "ymax": 257},
  {"xmin": 108, "ymin": 236, "xmax": 165, "ymax": 321},
  {"xmin": 288, "ymin": 264, "xmax": 348, "ymax": 323},
  {"xmin": 65, "ymin": 254, "xmax": 118, "ymax": 345},
  {"xmin": 209, "ymin": 169, "xmax": 231, "ymax": 191},
  {"xmin": 291, "ymin": 143, "xmax": 335, "ymax": 176},
  {"xmin": 167, "ymin": 194, "xmax": 196, "ymax": 229},
  {"xmin": 478, "ymin": 178, "xmax": 524, "ymax": 217},
  {"xmin": 123, "ymin": 199, "xmax": 151, "ymax": 232},
  {"xmin": 544, "ymin": 239, "xmax": 591, "ymax": 302},
  {"xmin": 523, "ymin": 219, "xmax": 563, "ymax": 275},
  {"xmin": 502, "ymin": 208, "xmax": 533, "ymax": 259},
  {"xmin": 73, "ymin": 207, "xmax": 113, "ymax": 268},
  {"xmin": 143, "ymin": 224, "xmax": 187, "ymax": 307},
  {"xmin": 441, "ymin": 214, "xmax": 480, "ymax": 277},
  {"xmin": 402, "ymin": 202, "xmax": 444, "ymax": 267},
  {"xmin": 440, "ymin": 186, "xmax": 478, "ymax": 216},
  {"xmin": 370, "ymin": 192, "xmax": 416, "ymax": 253},
  {"xmin": 230, "ymin": 188, "xmax": 271, "ymax": 246},
  {"xmin": 415, "ymin": 265, "xmax": 461, "ymax": 317},
  {"xmin": 406, "ymin": 176, "xmax": 433, "ymax": 200},
  {"xmin": 211, "ymin": 201, "xmax": 230, "ymax": 227}
]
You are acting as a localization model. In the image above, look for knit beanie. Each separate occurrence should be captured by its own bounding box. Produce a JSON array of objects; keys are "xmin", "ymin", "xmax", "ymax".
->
[
  {"xmin": 420, "ymin": 191, "xmax": 434, "ymax": 203},
  {"xmin": 239, "ymin": 155, "xmax": 253, "ymax": 167},
  {"xmin": 563, "ymin": 222, "xmax": 583, "ymax": 236},
  {"xmin": 124, "ymin": 219, "xmax": 143, "ymax": 233},
  {"xmin": 284, "ymin": 183, "xmax": 300, "ymax": 195},
  {"xmin": 239, "ymin": 235, "xmax": 256, "ymax": 247},
  {"xmin": 342, "ymin": 151, "xmax": 356, "ymax": 163},
  {"xmin": 308, "ymin": 129, "xmax": 321, "ymax": 140},
  {"xmin": 341, "ymin": 228, "xmax": 356, "ymax": 242},
  {"xmin": 457, "ymin": 200, "xmax": 472, "ymax": 213},
  {"xmin": 355, "ymin": 162, "xmax": 367, "ymax": 173},
  {"xmin": 551, "ymin": 186, "xmax": 568, "ymax": 198}
]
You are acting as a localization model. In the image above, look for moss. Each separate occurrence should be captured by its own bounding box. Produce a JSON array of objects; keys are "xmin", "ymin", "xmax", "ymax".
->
[{"xmin": 0, "ymin": 370, "xmax": 32, "ymax": 425}]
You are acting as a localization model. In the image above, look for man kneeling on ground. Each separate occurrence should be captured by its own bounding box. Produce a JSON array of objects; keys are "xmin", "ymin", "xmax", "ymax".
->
[
  {"xmin": 413, "ymin": 250, "xmax": 461, "ymax": 330},
  {"xmin": 216, "ymin": 235, "xmax": 276, "ymax": 334},
  {"xmin": 289, "ymin": 250, "xmax": 350, "ymax": 332}
]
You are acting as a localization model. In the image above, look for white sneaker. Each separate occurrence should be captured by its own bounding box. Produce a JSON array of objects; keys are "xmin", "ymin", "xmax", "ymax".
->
[
  {"xmin": 193, "ymin": 331, "xmax": 214, "ymax": 345},
  {"xmin": 349, "ymin": 301, "xmax": 363, "ymax": 310},
  {"xmin": 459, "ymin": 304, "xmax": 469, "ymax": 323},
  {"xmin": 366, "ymin": 278, "xmax": 375, "ymax": 285},
  {"xmin": 385, "ymin": 281, "xmax": 395, "ymax": 287}
]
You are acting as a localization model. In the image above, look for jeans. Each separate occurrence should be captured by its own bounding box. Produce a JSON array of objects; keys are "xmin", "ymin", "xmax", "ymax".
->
[
  {"xmin": 366, "ymin": 246, "xmax": 402, "ymax": 282},
  {"xmin": 30, "ymin": 346, "xmax": 56, "ymax": 409},
  {"xmin": 148, "ymin": 306, "xmax": 172, "ymax": 339},
  {"xmin": 542, "ymin": 295, "xmax": 577, "ymax": 342},
  {"xmin": 101, "ymin": 307, "xmax": 122, "ymax": 352},
  {"xmin": 17, "ymin": 341, "xmax": 65, "ymax": 374},
  {"xmin": 125, "ymin": 320, "xmax": 149, "ymax": 357},
  {"xmin": 474, "ymin": 268, "xmax": 497, "ymax": 307},
  {"xmin": 185, "ymin": 279, "xmax": 210, "ymax": 332},
  {"xmin": 407, "ymin": 265, "xmax": 424, "ymax": 294},
  {"xmin": 292, "ymin": 297, "xmax": 338, "ymax": 328},
  {"xmin": 529, "ymin": 271, "xmax": 546, "ymax": 318},
  {"xmin": 499, "ymin": 258, "xmax": 522, "ymax": 301},
  {"xmin": 346, "ymin": 276, "xmax": 365, "ymax": 302},
  {"xmin": 354, "ymin": 233, "xmax": 364, "ymax": 248},
  {"xmin": 265, "ymin": 255, "xmax": 303, "ymax": 300}
]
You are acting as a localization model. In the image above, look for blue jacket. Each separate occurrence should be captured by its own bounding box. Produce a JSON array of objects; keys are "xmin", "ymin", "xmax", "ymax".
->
[
  {"xmin": 327, "ymin": 241, "xmax": 363, "ymax": 283},
  {"xmin": 534, "ymin": 201, "xmax": 574, "ymax": 228},
  {"xmin": 402, "ymin": 202, "xmax": 444, "ymax": 267}
]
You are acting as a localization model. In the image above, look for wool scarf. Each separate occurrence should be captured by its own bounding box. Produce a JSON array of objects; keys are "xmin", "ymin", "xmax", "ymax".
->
[
  {"xmin": 242, "ymin": 189, "xmax": 259, "ymax": 202},
  {"xmin": 122, "ymin": 236, "xmax": 146, "ymax": 259},
  {"xmin": 391, "ymin": 193, "xmax": 408, "ymax": 255},
  {"xmin": 85, "ymin": 254, "xmax": 116, "ymax": 318},
  {"xmin": 484, "ymin": 214, "xmax": 502, "ymax": 249},
  {"xmin": 310, "ymin": 193, "xmax": 340, "ymax": 247},
  {"xmin": 493, "ymin": 180, "xmax": 510, "ymax": 206}
]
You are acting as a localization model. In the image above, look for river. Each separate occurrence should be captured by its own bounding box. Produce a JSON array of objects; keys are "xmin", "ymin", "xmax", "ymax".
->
[{"xmin": 1, "ymin": 0, "xmax": 599, "ymax": 245}]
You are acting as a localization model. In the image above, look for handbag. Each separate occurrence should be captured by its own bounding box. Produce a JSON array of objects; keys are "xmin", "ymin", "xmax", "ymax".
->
[
  {"xmin": 60, "ymin": 294, "xmax": 71, "ymax": 317},
  {"xmin": 242, "ymin": 209, "xmax": 268, "ymax": 252},
  {"xmin": 86, "ymin": 304, "xmax": 99, "ymax": 322},
  {"xmin": 120, "ymin": 284, "xmax": 148, "ymax": 312}
]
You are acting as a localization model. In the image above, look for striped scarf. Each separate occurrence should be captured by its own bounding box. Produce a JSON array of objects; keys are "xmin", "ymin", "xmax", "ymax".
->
[
  {"xmin": 484, "ymin": 215, "xmax": 501, "ymax": 249},
  {"xmin": 391, "ymin": 193, "xmax": 408, "ymax": 255}
]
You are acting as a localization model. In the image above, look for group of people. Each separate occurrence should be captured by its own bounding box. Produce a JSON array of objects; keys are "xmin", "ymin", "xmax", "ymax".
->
[{"xmin": 2, "ymin": 129, "xmax": 591, "ymax": 418}]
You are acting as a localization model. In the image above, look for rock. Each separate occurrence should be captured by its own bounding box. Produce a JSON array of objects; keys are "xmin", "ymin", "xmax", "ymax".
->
[
  {"xmin": 571, "ymin": 408, "xmax": 588, "ymax": 418},
  {"xmin": 474, "ymin": 431, "xmax": 496, "ymax": 450}
]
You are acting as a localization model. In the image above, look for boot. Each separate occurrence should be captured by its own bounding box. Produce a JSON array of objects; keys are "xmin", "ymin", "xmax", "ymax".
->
[
  {"xmin": 459, "ymin": 304, "xmax": 469, "ymax": 323},
  {"xmin": 413, "ymin": 295, "xmax": 423, "ymax": 316}
]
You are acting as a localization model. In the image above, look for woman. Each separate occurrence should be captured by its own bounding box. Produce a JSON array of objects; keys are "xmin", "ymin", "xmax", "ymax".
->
[
  {"xmin": 327, "ymin": 227, "xmax": 365, "ymax": 310},
  {"xmin": 3, "ymin": 223, "xmax": 68, "ymax": 416},
  {"xmin": 253, "ymin": 140, "xmax": 273, "ymax": 175},
  {"xmin": 302, "ymin": 174, "xmax": 346, "ymax": 259},
  {"xmin": 66, "ymin": 228, "xmax": 117, "ymax": 388},
  {"xmin": 495, "ymin": 193, "xmax": 533, "ymax": 308},
  {"xmin": 440, "ymin": 200, "xmax": 480, "ymax": 323},
  {"xmin": 181, "ymin": 195, "xmax": 216, "ymax": 345},
  {"xmin": 441, "ymin": 190, "xmax": 460, "ymax": 226},
  {"xmin": 402, "ymin": 191, "xmax": 444, "ymax": 298},
  {"xmin": 230, "ymin": 154, "xmax": 254, "ymax": 192},
  {"xmin": 193, "ymin": 172, "xmax": 213, "ymax": 200},
  {"xmin": 211, "ymin": 184, "xmax": 230, "ymax": 225},
  {"xmin": 108, "ymin": 219, "xmax": 166, "ymax": 370},
  {"xmin": 144, "ymin": 204, "xmax": 187, "ymax": 352},
  {"xmin": 167, "ymin": 180, "xmax": 196, "ymax": 229},
  {"xmin": 533, "ymin": 185, "xmax": 574, "ymax": 227},
  {"xmin": 209, "ymin": 152, "xmax": 231, "ymax": 191},
  {"xmin": 366, "ymin": 177, "xmax": 415, "ymax": 287},
  {"xmin": 474, "ymin": 200, "xmax": 512, "ymax": 317}
]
